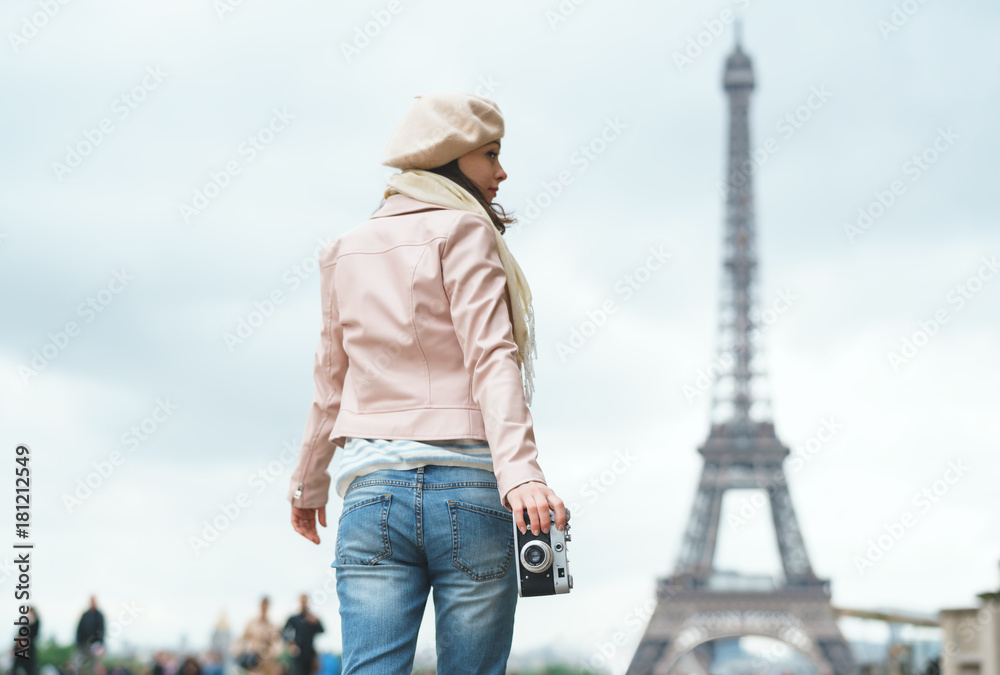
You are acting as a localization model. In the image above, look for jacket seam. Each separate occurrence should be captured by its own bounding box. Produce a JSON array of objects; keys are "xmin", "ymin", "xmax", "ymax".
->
[
  {"xmin": 337, "ymin": 405, "xmax": 481, "ymax": 414},
  {"xmin": 408, "ymin": 247, "xmax": 433, "ymax": 405},
  {"xmin": 439, "ymin": 210, "xmax": 473, "ymax": 307},
  {"xmin": 297, "ymin": 262, "xmax": 342, "ymax": 505},
  {"xmin": 440, "ymin": 210, "xmax": 493, "ymax": 414},
  {"xmin": 334, "ymin": 238, "xmax": 448, "ymax": 261}
]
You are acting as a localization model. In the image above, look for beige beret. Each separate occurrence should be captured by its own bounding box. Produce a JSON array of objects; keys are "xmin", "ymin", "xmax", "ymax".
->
[{"xmin": 381, "ymin": 92, "xmax": 504, "ymax": 170}]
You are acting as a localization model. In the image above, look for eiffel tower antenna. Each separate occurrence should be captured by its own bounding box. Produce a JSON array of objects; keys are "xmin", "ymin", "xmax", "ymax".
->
[
  {"xmin": 627, "ymin": 32, "xmax": 856, "ymax": 675},
  {"xmin": 705, "ymin": 14, "xmax": 773, "ymax": 434}
]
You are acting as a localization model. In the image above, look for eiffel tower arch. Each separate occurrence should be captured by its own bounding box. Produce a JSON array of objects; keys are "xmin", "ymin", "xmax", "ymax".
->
[
  {"xmin": 628, "ymin": 585, "xmax": 855, "ymax": 675},
  {"xmin": 628, "ymin": 24, "xmax": 856, "ymax": 675},
  {"xmin": 626, "ymin": 424, "xmax": 856, "ymax": 674}
]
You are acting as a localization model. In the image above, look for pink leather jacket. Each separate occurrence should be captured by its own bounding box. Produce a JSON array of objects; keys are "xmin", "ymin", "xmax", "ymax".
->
[{"xmin": 286, "ymin": 193, "xmax": 547, "ymax": 510}]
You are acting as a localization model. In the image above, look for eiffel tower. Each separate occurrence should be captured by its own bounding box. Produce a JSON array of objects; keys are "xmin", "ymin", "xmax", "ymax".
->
[{"xmin": 626, "ymin": 27, "xmax": 856, "ymax": 675}]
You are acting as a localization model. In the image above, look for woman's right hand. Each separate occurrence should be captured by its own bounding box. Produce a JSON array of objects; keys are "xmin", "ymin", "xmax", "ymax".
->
[
  {"xmin": 291, "ymin": 505, "xmax": 327, "ymax": 544},
  {"xmin": 505, "ymin": 481, "xmax": 566, "ymax": 535}
]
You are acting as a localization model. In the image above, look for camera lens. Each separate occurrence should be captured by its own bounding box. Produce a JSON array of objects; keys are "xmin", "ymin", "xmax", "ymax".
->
[{"xmin": 520, "ymin": 541, "xmax": 553, "ymax": 573}]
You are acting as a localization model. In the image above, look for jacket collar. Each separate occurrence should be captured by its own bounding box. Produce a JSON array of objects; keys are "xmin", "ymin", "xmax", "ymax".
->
[{"xmin": 369, "ymin": 193, "xmax": 450, "ymax": 219}]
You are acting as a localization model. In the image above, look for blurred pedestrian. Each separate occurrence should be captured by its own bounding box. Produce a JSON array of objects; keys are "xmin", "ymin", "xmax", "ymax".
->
[
  {"xmin": 233, "ymin": 597, "xmax": 283, "ymax": 675},
  {"xmin": 150, "ymin": 651, "xmax": 166, "ymax": 675},
  {"xmin": 200, "ymin": 652, "xmax": 223, "ymax": 675},
  {"xmin": 282, "ymin": 595, "xmax": 324, "ymax": 675},
  {"xmin": 177, "ymin": 657, "xmax": 200, "ymax": 675},
  {"xmin": 75, "ymin": 596, "xmax": 105, "ymax": 675},
  {"xmin": 12, "ymin": 605, "xmax": 40, "ymax": 675}
]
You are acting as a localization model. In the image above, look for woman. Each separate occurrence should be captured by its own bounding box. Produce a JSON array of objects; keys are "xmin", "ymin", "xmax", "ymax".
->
[
  {"xmin": 287, "ymin": 92, "xmax": 566, "ymax": 674},
  {"xmin": 233, "ymin": 597, "xmax": 283, "ymax": 675}
]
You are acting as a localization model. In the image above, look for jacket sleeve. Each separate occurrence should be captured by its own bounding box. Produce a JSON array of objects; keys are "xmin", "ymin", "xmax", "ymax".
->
[
  {"xmin": 287, "ymin": 257, "xmax": 349, "ymax": 508},
  {"xmin": 441, "ymin": 212, "xmax": 548, "ymax": 510}
]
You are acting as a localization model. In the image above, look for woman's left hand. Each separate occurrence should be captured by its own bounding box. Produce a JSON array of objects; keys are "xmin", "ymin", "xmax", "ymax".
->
[{"xmin": 291, "ymin": 505, "xmax": 327, "ymax": 544}]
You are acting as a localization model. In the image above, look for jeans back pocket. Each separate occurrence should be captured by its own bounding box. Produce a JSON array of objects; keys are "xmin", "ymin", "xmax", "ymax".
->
[
  {"xmin": 336, "ymin": 494, "xmax": 392, "ymax": 566},
  {"xmin": 447, "ymin": 501, "xmax": 514, "ymax": 581}
]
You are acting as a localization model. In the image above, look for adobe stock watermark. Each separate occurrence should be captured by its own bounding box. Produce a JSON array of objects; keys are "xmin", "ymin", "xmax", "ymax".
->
[
  {"xmin": 584, "ymin": 597, "xmax": 659, "ymax": 671},
  {"xmin": 877, "ymin": 0, "xmax": 932, "ymax": 39},
  {"xmin": 212, "ymin": 0, "xmax": 251, "ymax": 20},
  {"xmin": 340, "ymin": 0, "xmax": 405, "ymax": 63},
  {"xmin": 0, "ymin": 555, "xmax": 34, "ymax": 592},
  {"xmin": 470, "ymin": 74, "xmax": 500, "ymax": 99},
  {"xmin": 544, "ymin": 0, "xmax": 589, "ymax": 31},
  {"xmin": 178, "ymin": 107, "xmax": 294, "ymax": 223},
  {"xmin": 516, "ymin": 116, "xmax": 628, "ymax": 227},
  {"xmin": 717, "ymin": 86, "xmax": 833, "ymax": 197},
  {"xmin": 51, "ymin": 66, "xmax": 168, "ymax": 182},
  {"xmin": 18, "ymin": 269, "xmax": 135, "ymax": 386},
  {"xmin": 303, "ymin": 566, "xmax": 346, "ymax": 617},
  {"xmin": 349, "ymin": 299, "xmax": 445, "ymax": 386},
  {"xmin": 223, "ymin": 234, "xmax": 336, "ymax": 353},
  {"xmin": 942, "ymin": 601, "xmax": 1000, "ymax": 662},
  {"xmin": 189, "ymin": 440, "xmax": 300, "ymax": 556},
  {"xmin": 886, "ymin": 254, "xmax": 998, "ymax": 371},
  {"xmin": 61, "ymin": 397, "xmax": 180, "ymax": 515},
  {"xmin": 747, "ymin": 637, "xmax": 800, "ymax": 673},
  {"xmin": 104, "ymin": 600, "xmax": 145, "ymax": 639},
  {"xmin": 727, "ymin": 417, "xmax": 843, "ymax": 531},
  {"xmin": 682, "ymin": 287, "xmax": 798, "ymax": 403},
  {"xmin": 564, "ymin": 447, "xmax": 638, "ymax": 522},
  {"xmin": 843, "ymin": 126, "xmax": 958, "ymax": 243},
  {"xmin": 853, "ymin": 458, "xmax": 969, "ymax": 575},
  {"xmin": 7, "ymin": 0, "xmax": 73, "ymax": 54},
  {"xmin": 673, "ymin": 0, "xmax": 753, "ymax": 73},
  {"xmin": 555, "ymin": 244, "xmax": 670, "ymax": 361}
]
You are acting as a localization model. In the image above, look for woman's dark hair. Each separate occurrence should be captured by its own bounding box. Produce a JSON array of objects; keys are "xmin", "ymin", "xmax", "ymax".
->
[{"xmin": 374, "ymin": 159, "xmax": 517, "ymax": 235}]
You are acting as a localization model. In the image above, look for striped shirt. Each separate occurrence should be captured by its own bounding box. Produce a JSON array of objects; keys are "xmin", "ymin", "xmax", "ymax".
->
[{"xmin": 331, "ymin": 437, "xmax": 495, "ymax": 498}]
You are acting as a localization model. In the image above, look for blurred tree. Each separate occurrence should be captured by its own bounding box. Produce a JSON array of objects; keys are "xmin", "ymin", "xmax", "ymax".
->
[{"xmin": 37, "ymin": 638, "xmax": 74, "ymax": 669}]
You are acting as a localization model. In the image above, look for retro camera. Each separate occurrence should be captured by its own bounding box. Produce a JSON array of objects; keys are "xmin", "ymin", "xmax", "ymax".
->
[{"xmin": 513, "ymin": 507, "xmax": 572, "ymax": 597}]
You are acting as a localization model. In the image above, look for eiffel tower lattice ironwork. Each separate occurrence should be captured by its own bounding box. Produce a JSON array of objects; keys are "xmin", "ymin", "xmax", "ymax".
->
[{"xmin": 627, "ymin": 28, "xmax": 856, "ymax": 675}]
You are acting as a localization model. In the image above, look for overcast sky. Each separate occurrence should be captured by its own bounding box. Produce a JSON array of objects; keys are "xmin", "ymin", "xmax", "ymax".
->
[{"xmin": 2, "ymin": 1, "xmax": 998, "ymax": 673}]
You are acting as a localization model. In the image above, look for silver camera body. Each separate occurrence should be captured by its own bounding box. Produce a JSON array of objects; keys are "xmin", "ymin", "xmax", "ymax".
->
[{"xmin": 513, "ymin": 508, "xmax": 572, "ymax": 597}]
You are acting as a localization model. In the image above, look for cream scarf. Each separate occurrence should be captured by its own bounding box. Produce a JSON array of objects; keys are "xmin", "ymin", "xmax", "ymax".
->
[{"xmin": 383, "ymin": 169, "xmax": 537, "ymax": 406}]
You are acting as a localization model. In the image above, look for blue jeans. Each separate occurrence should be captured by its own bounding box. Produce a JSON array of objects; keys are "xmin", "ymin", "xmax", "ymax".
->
[{"xmin": 332, "ymin": 465, "xmax": 518, "ymax": 674}]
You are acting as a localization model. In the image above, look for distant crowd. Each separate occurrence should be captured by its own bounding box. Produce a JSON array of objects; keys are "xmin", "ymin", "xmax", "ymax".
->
[{"xmin": 10, "ymin": 595, "xmax": 327, "ymax": 675}]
